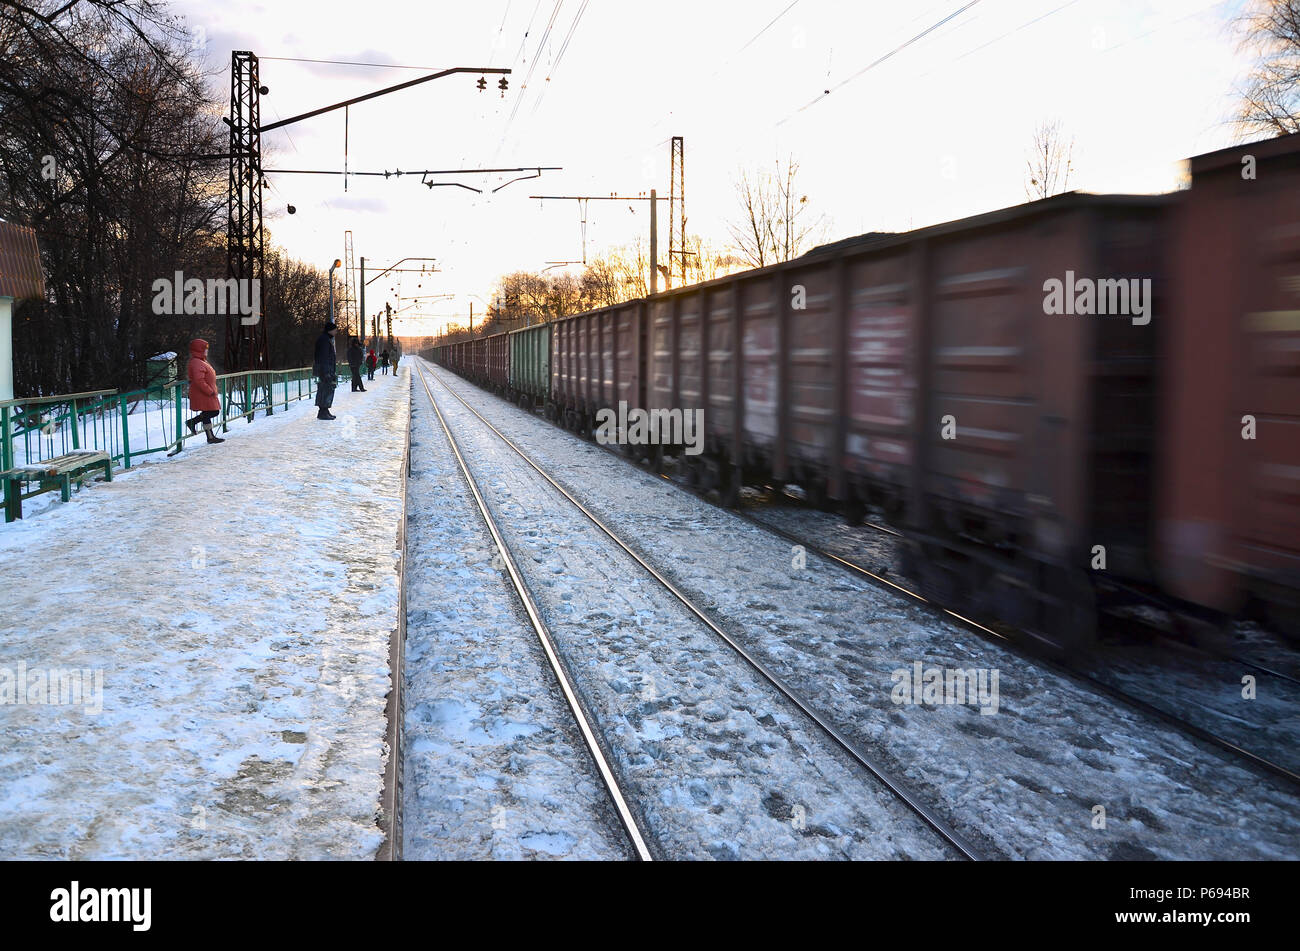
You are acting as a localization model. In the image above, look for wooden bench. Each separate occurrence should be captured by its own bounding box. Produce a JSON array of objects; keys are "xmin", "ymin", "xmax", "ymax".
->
[{"xmin": 2, "ymin": 450, "xmax": 113, "ymax": 522}]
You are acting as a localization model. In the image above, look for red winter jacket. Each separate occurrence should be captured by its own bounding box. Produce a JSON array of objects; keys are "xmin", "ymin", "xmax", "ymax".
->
[{"xmin": 187, "ymin": 339, "xmax": 220, "ymax": 412}]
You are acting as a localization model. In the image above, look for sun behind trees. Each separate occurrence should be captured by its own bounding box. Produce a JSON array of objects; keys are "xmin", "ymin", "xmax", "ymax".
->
[{"xmin": 454, "ymin": 237, "xmax": 744, "ymax": 340}]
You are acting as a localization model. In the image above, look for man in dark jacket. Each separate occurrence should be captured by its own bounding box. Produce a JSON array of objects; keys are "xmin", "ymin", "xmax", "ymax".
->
[
  {"xmin": 347, "ymin": 337, "xmax": 366, "ymax": 392},
  {"xmin": 314, "ymin": 322, "xmax": 338, "ymax": 420}
]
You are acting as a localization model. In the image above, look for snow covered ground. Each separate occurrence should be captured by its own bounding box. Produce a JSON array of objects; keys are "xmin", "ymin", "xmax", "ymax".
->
[
  {"xmin": 401, "ymin": 375, "xmax": 631, "ymax": 860},
  {"xmin": 423, "ymin": 361, "xmax": 1300, "ymax": 861},
  {"xmin": 0, "ymin": 369, "xmax": 408, "ymax": 859},
  {"xmin": 746, "ymin": 503, "xmax": 1300, "ymax": 781},
  {"xmin": 417, "ymin": 363, "xmax": 955, "ymax": 860}
]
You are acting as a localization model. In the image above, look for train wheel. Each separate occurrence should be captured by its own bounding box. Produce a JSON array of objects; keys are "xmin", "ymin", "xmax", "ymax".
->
[
  {"xmin": 1040, "ymin": 567, "xmax": 1098, "ymax": 654},
  {"xmin": 805, "ymin": 481, "xmax": 827, "ymax": 509},
  {"xmin": 899, "ymin": 542, "xmax": 923, "ymax": 587},
  {"xmin": 915, "ymin": 545, "xmax": 959, "ymax": 607},
  {"xmin": 986, "ymin": 572, "xmax": 1034, "ymax": 630},
  {"xmin": 721, "ymin": 465, "xmax": 742, "ymax": 508}
]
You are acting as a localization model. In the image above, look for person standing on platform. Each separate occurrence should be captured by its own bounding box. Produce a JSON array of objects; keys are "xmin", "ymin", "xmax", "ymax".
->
[
  {"xmin": 314, "ymin": 321, "xmax": 339, "ymax": 420},
  {"xmin": 347, "ymin": 337, "xmax": 366, "ymax": 393},
  {"xmin": 380, "ymin": 349, "xmax": 390, "ymax": 375},
  {"xmin": 180, "ymin": 338, "xmax": 224, "ymax": 448},
  {"xmin": 366, "ymin": 347, "xmax": 377, "ymax": 382}
]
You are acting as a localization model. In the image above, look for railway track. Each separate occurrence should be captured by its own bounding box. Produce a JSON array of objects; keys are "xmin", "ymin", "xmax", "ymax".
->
[
  {"xmin": 732, "ymin": 501, "xmax": 1300, "ymax": 791},
  {"xmin": 414, "ymin": 363, "xmax": 654, "ymax": 862},
  {"xmin": 427, "ymin": 357, "xmax": 1300, "ymax": 792},
  {"xmin": 416, "ymin": 359, "xmax": 979, "ymax": 861}
]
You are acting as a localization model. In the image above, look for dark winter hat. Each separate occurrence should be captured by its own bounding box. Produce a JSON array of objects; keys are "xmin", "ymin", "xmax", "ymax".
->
[{"xmin": 324, "ymin": 321, "xmax": 337, "ymax": 331}]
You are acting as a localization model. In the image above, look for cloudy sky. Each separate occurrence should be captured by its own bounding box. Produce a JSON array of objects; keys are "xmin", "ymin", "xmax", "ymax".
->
[{"xmin": 172, "ymin": 0, "xmax": 1256, "ymax": 336}]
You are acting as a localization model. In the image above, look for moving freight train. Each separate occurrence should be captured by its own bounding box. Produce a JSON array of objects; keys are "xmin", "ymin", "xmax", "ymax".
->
[{"xmin": 428, "ymin": 132, "xmax": 1300, "ymax": 650}]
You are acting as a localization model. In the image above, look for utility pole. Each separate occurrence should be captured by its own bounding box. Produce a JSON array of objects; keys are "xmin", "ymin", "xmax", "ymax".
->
[
  {"xmin": 224, "ymin": 56, "xmax": 510, "ymax": 371},
  {"xmin": 650, "ymin": 188, "xmax": 658, "ymax": 296},
  {"xmin": 343, "ymin": 231, "xmax": 358, "ymax": 339},
  {"xmin": 669, "ymin": 136, "xmax": 687, "ymax": 286},
  {"xmin": 225, "ymin": 52, "xmax": 266, "ymax": 372},
  {"xmin": 359, "ymin": 255, "xmax": 365, "ymax": 343}
]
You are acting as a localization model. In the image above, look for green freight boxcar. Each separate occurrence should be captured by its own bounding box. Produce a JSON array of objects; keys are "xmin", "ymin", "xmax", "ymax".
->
[{"xmin": 508, "ymin": 322, "xmax": 551, "ymax": 409}]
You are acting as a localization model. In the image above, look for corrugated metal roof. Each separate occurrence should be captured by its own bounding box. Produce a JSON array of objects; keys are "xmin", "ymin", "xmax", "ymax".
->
[{"xmin": 0, "ymin": 220, "xmax": 44, "ymax": 300}]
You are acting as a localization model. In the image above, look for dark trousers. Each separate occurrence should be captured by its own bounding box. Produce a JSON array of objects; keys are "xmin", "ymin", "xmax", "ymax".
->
[
  {"xmin": 350, "ymin": 366, "xmax": 364, "ymax": 391},
  {"xmin": 316, "ymin": 375, "xmax": 336, "ymax": 409},
  {"xmin": 367, "ymin": 365, "xmax": 375, "ymax": 381}
]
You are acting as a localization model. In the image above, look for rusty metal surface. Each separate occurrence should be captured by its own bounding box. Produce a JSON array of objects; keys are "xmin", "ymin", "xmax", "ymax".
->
[
  {"xmin": 637, "ymin": 193, "xmax": 1165, "ymax": 571},
  {"xmin": 1160, "ymin": 134, "xmax": 1300, "ymax": 613},
  {"xmin": 553, "ymin": 303, "xmax": 641, "ymax": 414},
  {"xmin": 485, "ymin": 331, "xmax": 508, "ymax": 388},
  {"xmin": 0, "ymin": 221, "xmax": 44, "ymax": 300}
]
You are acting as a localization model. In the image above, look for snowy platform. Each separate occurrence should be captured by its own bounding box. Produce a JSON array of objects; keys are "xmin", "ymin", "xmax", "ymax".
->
[{"xmin": 0, "ymin": 367, "xmax": 410, "ymax": 859}]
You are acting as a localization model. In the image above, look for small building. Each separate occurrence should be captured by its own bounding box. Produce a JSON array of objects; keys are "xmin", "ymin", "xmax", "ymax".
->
[{"xmin": 0, "ymin": 220, "xmax": 45, "ymax": 403}]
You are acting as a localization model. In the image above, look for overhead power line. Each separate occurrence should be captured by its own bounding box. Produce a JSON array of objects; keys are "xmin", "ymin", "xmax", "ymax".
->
[
  {"xmin": 737, "ymin": 0, "xmax": 803, "ymax": 54},
  {"xmin": 530, "ymin": 0, "xmax": 591, "ymax": 117},
  {"xmin": 784, "ymin": 0, "xmax": 982, "ymax": 120},
  {"xmin": 260, "ymin": 56, "xmax": 456, "ymax": 70}
]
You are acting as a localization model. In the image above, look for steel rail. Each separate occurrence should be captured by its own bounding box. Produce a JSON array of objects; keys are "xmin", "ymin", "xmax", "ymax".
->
[
  {"xmin": 413, "ymin": 364, "xmax": 654, "ymax": 861},
  {"xmin": 419, "ymin": 360, "xmax": 980, "ymax": 861},
  {"xmin": 737, "ymin": 510, "xmax": 1300, "ymax": 790}
]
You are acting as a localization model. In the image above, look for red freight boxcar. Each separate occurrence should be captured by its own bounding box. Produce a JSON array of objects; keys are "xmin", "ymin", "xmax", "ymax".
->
[
  {"xmin": 644, "ymin": 193, "xmax": 1165, "ymax": 646},
  {"xmin": 910, "ymin": 195, "xmax": 1165, "ymax": 646},
  {"xmin": 550, "ymin": 302, "xmax": 645, "ymax": 433},
  {"xmin": 485, "ymin": 331, "xmax": 509, "ymax": 392},
  {"xmin": 464, "ymin": 335, "xmax": 488, "ymax": 384},
  {"xmin": 1159, "ymin": 133, "xmax": 1300, "ymax": 636}
]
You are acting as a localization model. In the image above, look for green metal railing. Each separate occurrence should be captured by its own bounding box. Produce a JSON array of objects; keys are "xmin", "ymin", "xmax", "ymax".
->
[{"xmin": 2, "ymin": 368, "xmax": 317, "ymax": 519}]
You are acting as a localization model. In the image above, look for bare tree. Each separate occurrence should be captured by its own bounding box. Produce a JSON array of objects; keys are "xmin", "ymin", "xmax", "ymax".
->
[
  {"xmin": 1, "ymin": 0, "xmax": 232, "ymax": 391},
  {"xmin": 1025, "ymin": 119, "xmax": 1075, "ymax": 201},
  {"xmin": 727, "ymin": 155, "xmax": 827, "ymax": 269},
  {"xmin": 1236, "ymin": 0, "xmax": 1300, "ymax": 137}
]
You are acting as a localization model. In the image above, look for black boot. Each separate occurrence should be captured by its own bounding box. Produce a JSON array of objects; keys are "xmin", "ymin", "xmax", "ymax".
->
[
  {"xmin": 203, "ymin": 423, "xmax": 225, "ymax": 444},
  {"xmin": 318, "ymin": 409, "xmax": 336, "ymax": 420},
  {"xmin": 187, "ymin": 416, "xmax": 200, "ymax": 435}
]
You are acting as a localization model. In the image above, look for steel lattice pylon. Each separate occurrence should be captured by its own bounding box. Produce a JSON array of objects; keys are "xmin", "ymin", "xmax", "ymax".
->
[
  {"xmin": 342, "ymin": 230, "xmax": 359, "ymax": 341},
  {"xmin": 669, "ymin": 136, "xmax": 686, "ymax": 287},
  {"xmin": 225, "ymin": 51, "xmax": 268, "ymax": 372}
]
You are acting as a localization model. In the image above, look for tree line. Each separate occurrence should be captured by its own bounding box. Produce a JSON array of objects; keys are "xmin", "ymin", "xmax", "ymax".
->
[{"xmin": 0, "ymin": 0, "xmax": 335, "ymax": 397}]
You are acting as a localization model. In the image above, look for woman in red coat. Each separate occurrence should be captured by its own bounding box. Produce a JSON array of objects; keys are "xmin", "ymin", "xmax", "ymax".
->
[{"xmin": 184, "ymin": 338, "xmax": 225, "ymax": 446}]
